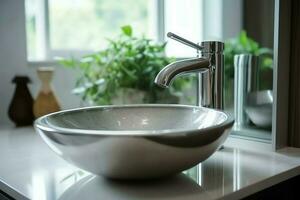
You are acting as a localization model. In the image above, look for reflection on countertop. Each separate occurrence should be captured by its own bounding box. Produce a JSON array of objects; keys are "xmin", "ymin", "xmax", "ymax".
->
[
  {"xmin": 0, "ymin": 127, "xmax": 300, "ymax": 200},
  {"xmin": 59, "ymin": 174, "xmax": 210, "ymax": 200}
]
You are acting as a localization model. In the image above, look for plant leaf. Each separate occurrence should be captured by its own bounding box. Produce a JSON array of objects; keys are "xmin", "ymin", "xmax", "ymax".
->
[
  {"xmin": 239, "ymin": 30, "xmax": 248, "ymax": 47},
  {"xmin": 121, "ymin": 25, "xmax": 132, "ymax": 37}
]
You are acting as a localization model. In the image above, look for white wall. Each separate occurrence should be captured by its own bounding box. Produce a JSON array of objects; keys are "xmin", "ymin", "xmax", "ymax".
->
[{"xmin": 0, "ymin": 0, "xmax": 80, "ymax": 126}]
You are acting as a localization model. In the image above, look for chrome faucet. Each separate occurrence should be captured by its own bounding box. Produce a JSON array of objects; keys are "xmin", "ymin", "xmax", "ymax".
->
[{"xmin": 154, "ymin": 32, "xmax": 224, "ymax": 109}]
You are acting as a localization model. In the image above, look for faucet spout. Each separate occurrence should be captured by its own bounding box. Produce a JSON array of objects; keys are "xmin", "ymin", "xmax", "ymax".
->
[
  {"xmin": 154, "ymin": 58, "xmax": 210, "ymax": 88},
  {"xmin": 154, "ymin": 32, "xmax": 224, "ymax": 109}
]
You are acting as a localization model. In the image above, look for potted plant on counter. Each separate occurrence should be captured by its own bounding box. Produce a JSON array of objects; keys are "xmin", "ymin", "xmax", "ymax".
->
[{"xmin": 58, "ymin": 25, "xmax": 191, "ymax": 105}]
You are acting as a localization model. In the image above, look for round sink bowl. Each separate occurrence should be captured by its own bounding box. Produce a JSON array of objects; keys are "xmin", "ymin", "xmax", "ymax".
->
[{"xmin": 35, "ymin": 104, "xmax": 234, "ymax": 179}]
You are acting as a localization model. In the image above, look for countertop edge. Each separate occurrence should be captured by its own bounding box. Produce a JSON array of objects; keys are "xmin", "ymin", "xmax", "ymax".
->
[
  {"xmin": 0, "ymin": 177, "xmax": 29, "ymax": 200},
  {"xmin": 220, "ymin": 165, "xmax": 300, "ymax": 200}
]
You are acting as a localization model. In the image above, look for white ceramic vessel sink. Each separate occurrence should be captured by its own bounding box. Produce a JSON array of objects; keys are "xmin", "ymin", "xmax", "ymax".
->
[{"xmin": 35, "ymin": 104, "xmax": 234, "ymax": 179}]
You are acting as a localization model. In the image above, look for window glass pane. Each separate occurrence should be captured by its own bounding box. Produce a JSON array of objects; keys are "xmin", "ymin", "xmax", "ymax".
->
[
  {"xmin": 49, "ymin": 0, "xmax": 151, "ymax": 50},
  {"xmin": 164, "ymin": 0, "xmax": 203, "ymax": 57}
]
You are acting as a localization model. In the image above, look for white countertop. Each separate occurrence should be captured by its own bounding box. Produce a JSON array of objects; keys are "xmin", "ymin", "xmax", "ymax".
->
[{"xmin": 0, "ymin": 127, "xmax": 300, "ymax": 200}]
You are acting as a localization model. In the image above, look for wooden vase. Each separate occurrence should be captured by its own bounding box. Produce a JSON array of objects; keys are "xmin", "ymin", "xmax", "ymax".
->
[
  {"xmin": 33, "ymin": 67, "xmax": 61, "ymax": 118},
  {"xmin": 8, "ymin": 76, "xmax": 34, "ymax": 126}
]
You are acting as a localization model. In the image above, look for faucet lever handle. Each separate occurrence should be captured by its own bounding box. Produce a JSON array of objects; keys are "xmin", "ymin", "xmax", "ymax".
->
[{"xmin": 167, "ymin": 32, "xmax": 204, "ymax": 51}]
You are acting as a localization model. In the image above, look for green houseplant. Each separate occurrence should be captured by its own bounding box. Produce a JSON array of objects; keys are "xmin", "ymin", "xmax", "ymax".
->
[{"xmin": 58, "ymin": 25, "xmax": 190, "ymax": 105}]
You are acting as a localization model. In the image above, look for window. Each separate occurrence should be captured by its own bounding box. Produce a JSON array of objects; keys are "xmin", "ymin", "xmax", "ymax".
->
[
  {"xmin": 25, "ymin": 0, "xmax": 154, "ymax": 60},
  {"xmin": 25, "ymin": 0, "xmax": 208, "ymax": 61}
]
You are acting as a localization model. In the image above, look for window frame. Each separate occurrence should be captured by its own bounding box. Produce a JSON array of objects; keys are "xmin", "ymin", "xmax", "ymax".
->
[{"xmin": 272, "ymin": 0, "xmax": 291, "ymax": 150}]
